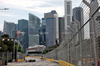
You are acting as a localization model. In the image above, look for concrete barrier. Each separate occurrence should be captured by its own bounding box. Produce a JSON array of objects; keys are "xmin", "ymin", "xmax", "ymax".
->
[
  {"xmin": 17, "ymin": 59, "xmax": 25, "ymax": 62},
  {"xmin": 59, "ymin": 60, "xmax": 75, "ymax": 66},
  {"xmin": 43, "ymin": 57, "xmax": 75, "ymax": 66},
  {"xmin": 31, "ymin": 56, "xmax": 41, "ymax": 57},
  {"xmin": 43, "ymin": 57, "xmax": 54, "ymax": 62},
  {"xmin": 25, "ymin": 56, "xmax": 41, "ymax": 58}
]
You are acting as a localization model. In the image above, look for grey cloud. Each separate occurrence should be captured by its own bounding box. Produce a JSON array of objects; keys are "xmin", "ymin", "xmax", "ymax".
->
[
  {"xmin": 26, "ymin": 0, "xmax": 63, "ymax": 9},
  {"xmin": 38, "ymin": 4, "xmax": 52, "ymax": 7},
  {"xmin": 46, "ymin": 0, "xmax": 64, "ymax": 6}
]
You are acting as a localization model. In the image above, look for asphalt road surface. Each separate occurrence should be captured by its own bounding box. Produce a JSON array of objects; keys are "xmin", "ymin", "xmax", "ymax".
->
[{"xmin": 7, "ymin": 57, "xmax": 60, "ymax": 66}]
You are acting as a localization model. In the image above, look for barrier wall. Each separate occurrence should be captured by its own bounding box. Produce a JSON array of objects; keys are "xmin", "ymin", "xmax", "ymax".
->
[
  {"xmin": 43, "ymin": 57, "xmax": 54, "ymax": 62},
  {"xmin": 59, "ymin": 60, "xmax": 75, "ymax": 66},
  {"xmin": 43, "ymin": 57, "xmax": 75, "ymax": 66},
  {"xmin": 17, "ymin": 59, "xmax": 25, "ymax": 62}
]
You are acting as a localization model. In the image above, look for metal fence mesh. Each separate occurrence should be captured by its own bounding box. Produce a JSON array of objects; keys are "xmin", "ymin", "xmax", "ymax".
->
[{"xmin": 44, "ymin": 1, "xmax": 100, "ymax": 66}]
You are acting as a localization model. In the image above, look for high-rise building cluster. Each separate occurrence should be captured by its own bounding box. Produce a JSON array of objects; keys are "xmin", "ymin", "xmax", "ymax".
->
[
  {"xmin": 2, "ymin": 0, "xmax": 85, "ymax": 52},
  {"xmin": 40, "ymin": 0, "xmax": 84, "ymax": 48},
  {"xmin": 3, "ymin": 14, "xmax": 40, "ymax": 53}
]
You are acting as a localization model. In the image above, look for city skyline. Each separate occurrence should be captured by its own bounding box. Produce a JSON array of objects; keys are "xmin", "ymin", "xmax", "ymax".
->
[{"xmin": 0, "ymin": 0, "xmax": 81, "ymax": 31}]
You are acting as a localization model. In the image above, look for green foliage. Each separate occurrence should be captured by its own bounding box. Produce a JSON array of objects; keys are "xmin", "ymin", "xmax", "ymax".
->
[
  {"xmin": 1, "ymin": 34, "xmax": 9, "ymax": 38},
  {"xmin": 20, "ymin": 49, "xmax": 23, "ymax": 53},
  {"xmin": 0, "ymin": 34, "xmax": 23, "ymax": 53},
  {"xmin": 3, "ymin": 39, "xmax": 14, "ymax": 52},
  {"xmin": 0, "ymin": 34, "xmax": 13, "ymax": 52},
  {"xmin": 15, "ymin": 44, "xmax": 23, "ymax": 53},
  {"xmin": 27, "ymin": 54, "xmax": 29, "ymax": 56},
  {"xmin": 42, "ymin": 50, "xmax": 49, "ymax": 54},
  {"xmin": 0, "ymin": 43, "xmax": 8, "ymax": 51},
  {"xmin": 18, "ymin": 45, "xmax": 21, "ymax": 51},
  {"xmin": 42, "ymin": 45, "xmax": 59, "ymax": 54}
]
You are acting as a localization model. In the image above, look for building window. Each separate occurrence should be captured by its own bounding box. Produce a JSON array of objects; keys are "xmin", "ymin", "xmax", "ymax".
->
[
  {"xmin": 67, "ymin": 16, "xmax": 70, "ymax": 25},
  {"xmin": 67, "ymin": 5, "xmax": 70, "ymax": 14},
  {"xmin": 67, "ymin": 2, "xmax": 70, "ymax": 5},
  {"xmin": 91, "ymin": 0, "xmax": 95, "ymax": 2}
]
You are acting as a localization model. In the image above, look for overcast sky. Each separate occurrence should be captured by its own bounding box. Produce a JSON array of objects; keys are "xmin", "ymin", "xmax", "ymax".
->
[{"xmin": 0, "ymin": 0, "xmax": 81, "ymax": 31}]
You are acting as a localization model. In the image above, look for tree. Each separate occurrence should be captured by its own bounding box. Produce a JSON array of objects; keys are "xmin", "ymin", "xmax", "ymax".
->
[
  {"xmin": 0, "ymin": 34, "xmax": 23, "ymax": 53},
  {"xmin": 1, "ymin": 34, "xmax": 9, "ymax": 38},
  {"xmin": 0, "ymin": 34, "xmax": 14, "ymax": 52},
  {"xmin": 2, "ymin": 39, "xmax": 14, "ymax": 52},
  {"xmin": 0, "ymin": 43, "xmax": 8, "ymax": 52},
  {"xmin": 15, "ymin": 44, "xmax": 23, "ymax": 53}
]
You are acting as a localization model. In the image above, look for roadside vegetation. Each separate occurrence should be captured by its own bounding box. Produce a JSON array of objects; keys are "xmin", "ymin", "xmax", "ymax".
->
[{"xmin": 0, "ymin": 34, "xmax": 23, "ymax": 53}]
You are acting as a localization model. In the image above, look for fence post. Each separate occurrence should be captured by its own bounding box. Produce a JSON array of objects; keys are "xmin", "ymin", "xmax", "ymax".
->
[{"xmin": 91, "ymin": 17, "xmax": 98, "ymax": 66}]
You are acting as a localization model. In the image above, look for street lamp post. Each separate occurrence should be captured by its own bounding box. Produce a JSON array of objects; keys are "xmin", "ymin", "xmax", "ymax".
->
[
  {"xmin": 12, "ymin": 39, "xmax": 20, "ymax": 62},
  {"xmin": 13, "ymin": 39, "xmax": 16, "ymax": 62},
  {"xmin": 16, "ymin": 40, "xmax": 20, "ymax": 62}
]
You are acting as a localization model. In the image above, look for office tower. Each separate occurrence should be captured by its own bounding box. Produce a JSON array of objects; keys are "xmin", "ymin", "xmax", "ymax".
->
[
  {"xmin": 18, "ymin": 19, "xmax": 28, "ymax": 53},
  {"xmin": 42, "ymin": 18, "xmax": 46, "ymax": 25},
  {"xmin": 64, "ymin": 0, "xmax": 72, "ymax": 35},
  {"xmin": 73, "ymin": 7, "xmax": 84, "ymax": 40},
  {"xmin": 70, "ymin": 20, "xmax": 79, "ymax": 44},
  {"xmin": 39, "ymin": 18, "xmax": 46, "ymax": 46},
  {"xmin": 54, "ymin": 14, "xmax": 59, "ymax": 41},
  {"xmin": 3, "ymin": 20, "xmax": 16, "ymax": 38},
  {"xmin": 44, "ymin": 10, "xmax": 58, "ymax": 47},
  {"xmin": 39, "ymin": 26, "xmax": 43, "ymax": 45},
  {"xmin": 59, "ymin": 17, "xmax": 65, "ymax": 44},
  {"xmin": 15, "ymin": 24, "xmax": 18, "ymax": 31},
  {"xmin": 28, "ymin": 13, "xmax": 40, "ymax": 46}
]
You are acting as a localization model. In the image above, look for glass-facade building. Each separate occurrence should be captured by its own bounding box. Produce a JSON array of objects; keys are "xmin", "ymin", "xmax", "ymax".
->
[
  {"xmin": 73, "ymin": 7, "xmax": 84, "ymax": 40},
  {"xmin": 3, "ymin": 20, "xmax": 16, "ymax": 38},
  {"xmin": 39, "ymin": 18, "xmax": 46, "ymax": 46},
  {"xmin": 28, "ymin": 13, "xmax": 40, "ymax": 46},
  {"xmin": 18, "ymin": 19, "xmax": 28, "ymax": 53},
  {"xmin": 59, "ymin": 17, "xmax": 65, "ymax": 44},
  {"xmin": 44, "ymin": 10, "xmax": 58, "ymax": 47}
]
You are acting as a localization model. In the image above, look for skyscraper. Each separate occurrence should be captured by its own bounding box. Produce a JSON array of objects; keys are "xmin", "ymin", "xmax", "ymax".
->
[
  {"xmin": 59, "ymin": 17, "xmax": 65, "ymax": 44},
  {"xmin": 28, "ymin": 13, "xmax": 40, "ymax": 46},
  {"xmin": 18, "ymin": 19, "xmax": 28, "ymax": 53},
  {"xmin": 73, "ymin": 7, "xmax": 84, "ymax": 40},
  {"xmin": 64, "ymin": 0, "xmax": 72, "ymax": 35},
  {"xmin": 39, "ymin": 18, "xmax": 46, "ymax": 46},
  {"xmin": 15, "ymin": 24, "xmax": 18, "ymax": 31},
  {"xmin": 44, "ymin": 10, "xmax": 58, "ymax": 47},
  {"xmin": 3, "ymin": 20, "xmax": 16, "ymax": 38}
]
